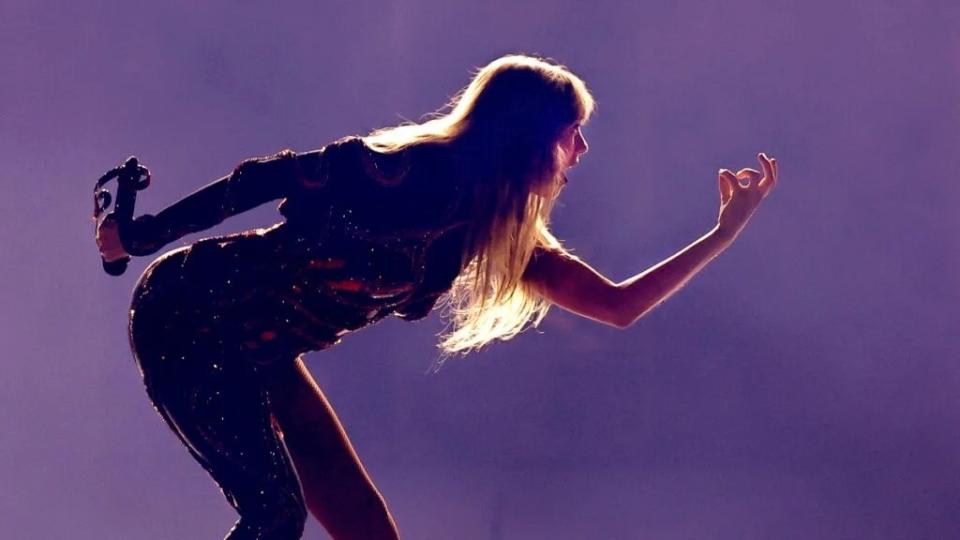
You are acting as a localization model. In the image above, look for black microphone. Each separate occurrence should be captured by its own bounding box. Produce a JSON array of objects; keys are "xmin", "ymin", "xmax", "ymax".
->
[{"xmin": 94, "ymin": 157, "xmax": 151, "ymax": 276}]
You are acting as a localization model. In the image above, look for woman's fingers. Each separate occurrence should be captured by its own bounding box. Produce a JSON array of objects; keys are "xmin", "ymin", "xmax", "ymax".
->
[
  {"xmin": 718, "ymin": 169, "xmax": 734, "ymax": 202},
  {"xmin": 96, "ymin": 217, "xmax": 128, "ymax": 262},
  {"xmin": 735, "ymin": 168, "xmax": 762, "ymax": 189},
  {"xmin": 758, "ymin": 153, "xmax": 775, "ymax": 193},
  {"xmin": 720, "ymin": 169, "xmax": 740, "ymax": 191},
  {"xmin": 769, "ymin": 158, "xmax": 778, "ymax": 194}
]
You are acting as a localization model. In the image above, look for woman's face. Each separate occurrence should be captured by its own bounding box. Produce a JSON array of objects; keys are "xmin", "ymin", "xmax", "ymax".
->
[
  {"xmin": 532, "ymin": 123, "xmax": 589, "ymax": 198},
  {"xmin": 557, "ymin": 123, "xmax": 588, "ymax": 169}
]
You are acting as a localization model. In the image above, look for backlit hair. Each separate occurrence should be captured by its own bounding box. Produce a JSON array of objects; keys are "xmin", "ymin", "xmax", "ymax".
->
[{"xmin": 363, "ymin": 53, "xmax": 596, "ymax": 360}]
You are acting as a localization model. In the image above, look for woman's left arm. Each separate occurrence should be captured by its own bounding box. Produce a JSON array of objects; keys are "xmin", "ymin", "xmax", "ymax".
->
[{"xmin": 523, "ymin": 153, "xmax": 778, "ymax": 328}]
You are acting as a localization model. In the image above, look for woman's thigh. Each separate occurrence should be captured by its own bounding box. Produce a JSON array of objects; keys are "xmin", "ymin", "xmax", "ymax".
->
[
  {"xmin": 137, "ymin": 343, "xmax": 307, "ymax": 532},
  {"xmin": 128, "ymin": 244, "xmax": 310, "ymax": 536}
]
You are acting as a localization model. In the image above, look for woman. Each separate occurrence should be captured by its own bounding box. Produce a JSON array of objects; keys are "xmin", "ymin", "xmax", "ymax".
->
[{"xmin": 95, "ymin": 54, "xmax": 778, "ymax": 540}]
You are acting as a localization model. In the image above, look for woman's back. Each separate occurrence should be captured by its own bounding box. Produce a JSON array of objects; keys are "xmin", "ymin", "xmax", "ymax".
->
[{"xmin": 129, "ymin": 136, "xmax": 473, "ymax": 363}]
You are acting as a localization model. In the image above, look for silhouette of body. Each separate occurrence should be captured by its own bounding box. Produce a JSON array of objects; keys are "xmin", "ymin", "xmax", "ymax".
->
[{"xmin": 127, "ymin": 135, "xmax": 469, "ymax": 538}]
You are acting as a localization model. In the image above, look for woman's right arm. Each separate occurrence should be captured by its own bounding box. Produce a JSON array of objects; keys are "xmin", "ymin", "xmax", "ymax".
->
[
  {"xmin": 522, "ymin": 153, "xmax": 778, "ymax": 328},
  {"xmin": 96, "ymin": 147, "xmax": 328, "ymax": 259}
]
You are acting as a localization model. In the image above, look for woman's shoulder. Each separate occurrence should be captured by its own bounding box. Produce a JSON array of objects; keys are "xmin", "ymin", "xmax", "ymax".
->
[
  {"xmin": 328, "ymin": 137, "xmax": 464, "ymax": 194},
  {"xmin": 312, "ymin": 135, "xmax": 406, "ymax": 187},
  {"xmin": 286, "ymin": 136, "xmax": 468, "ymax": 228}
]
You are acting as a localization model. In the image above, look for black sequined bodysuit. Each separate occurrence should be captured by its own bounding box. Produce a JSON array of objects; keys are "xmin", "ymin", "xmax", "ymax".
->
[
  {"xmin": 124, "ymin": 136, "xmax": 472, "ymax": 538},
  {"xmin": 129, "ymin": 135, "xmax": 471, "ymax": 363}
]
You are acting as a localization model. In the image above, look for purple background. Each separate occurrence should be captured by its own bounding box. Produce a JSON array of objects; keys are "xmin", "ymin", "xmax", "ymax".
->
[{"xmin": 3, "ymin": 1, "xmax": 959, "ymax": 538}]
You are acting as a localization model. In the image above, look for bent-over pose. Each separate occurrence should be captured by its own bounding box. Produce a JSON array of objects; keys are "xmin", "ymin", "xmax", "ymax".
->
[{"xmin": 95, "ymin": 54, "xmax": 778, "ymax": 540}]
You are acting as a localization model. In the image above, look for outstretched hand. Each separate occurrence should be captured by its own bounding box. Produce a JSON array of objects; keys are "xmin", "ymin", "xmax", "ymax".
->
[{"xmin": 716, "ymin": 153, "xmax": 778, "ymax": 242}]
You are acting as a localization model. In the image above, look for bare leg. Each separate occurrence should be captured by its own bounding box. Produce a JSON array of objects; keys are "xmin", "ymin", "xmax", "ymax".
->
[{"xmin": 263, "ymin": 355, "xmax": 401, "ymax": 540}]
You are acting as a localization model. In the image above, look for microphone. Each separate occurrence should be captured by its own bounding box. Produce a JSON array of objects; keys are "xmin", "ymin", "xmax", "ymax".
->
[{"xmin": 93, "ymin": 156, "xmax": 151, "ymax": 276}]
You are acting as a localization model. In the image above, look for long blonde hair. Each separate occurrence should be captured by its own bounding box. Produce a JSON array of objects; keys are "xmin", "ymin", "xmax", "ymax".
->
[{"xmin": 363, "ymin": 54, "xmax": 596, "ymax": 358}]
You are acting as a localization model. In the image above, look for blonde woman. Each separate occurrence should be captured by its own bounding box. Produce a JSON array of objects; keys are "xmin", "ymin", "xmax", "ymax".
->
[{"xmin": 94, "ymin": 53, "xmax": 778, "ymax": 540}]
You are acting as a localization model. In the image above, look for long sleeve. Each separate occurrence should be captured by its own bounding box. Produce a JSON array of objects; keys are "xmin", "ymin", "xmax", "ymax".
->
[{"xmin": 120, "ymin": 147, "xmax": 328, "ymax": 257}]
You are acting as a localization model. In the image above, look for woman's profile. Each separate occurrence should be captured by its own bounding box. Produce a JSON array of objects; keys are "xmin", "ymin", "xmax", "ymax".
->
[{"xmin": 94, "ymin": 53, "xmax": 778, "ymax": 540}]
